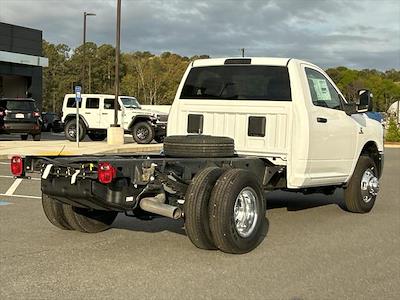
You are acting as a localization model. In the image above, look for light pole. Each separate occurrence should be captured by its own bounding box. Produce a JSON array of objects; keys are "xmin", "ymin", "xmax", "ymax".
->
[
  {"xmin": 114, "ymin": 0, "xmax": 121, "ymax": 127},
  {"xmin": 82, "ymin": 12, "xmax": 96, "ymax": 93},
  {"xmin": 107, "ymin": 0, "xmax": 124, "ymax": 145}
]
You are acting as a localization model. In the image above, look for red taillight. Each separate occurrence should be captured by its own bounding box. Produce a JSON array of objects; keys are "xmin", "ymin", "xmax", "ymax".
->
[
  {"xmin": 33, "ymin": 112, "xmax": 40, "ymax": 117},
  {"xmin": 10, "ymin": 156, "xmax": 23, "ymax": 176},
  {"xmin": 98, "ymin": 162, "xmax": 116, "ymax": 184}
]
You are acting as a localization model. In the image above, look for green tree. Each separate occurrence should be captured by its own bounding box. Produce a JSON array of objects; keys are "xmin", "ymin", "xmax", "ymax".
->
[{"xmin": 385, "ymin": 117, "xmax": 400, "ymax": 142}]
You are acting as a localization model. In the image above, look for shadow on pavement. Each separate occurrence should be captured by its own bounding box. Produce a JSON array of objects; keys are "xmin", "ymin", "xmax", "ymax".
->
[
  {"xmin": 266, "ymin": 189, "xmax": 344, "ymax": 211},
  {"xmin": 112, "ymin": 214, "xmax": 186, "ymax": 236}
]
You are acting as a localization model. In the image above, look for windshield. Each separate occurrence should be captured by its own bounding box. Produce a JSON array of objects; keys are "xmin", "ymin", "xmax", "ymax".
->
[
  {"xmin": 120, "ymin": 97, "xmax": 141, "ymax": 109},
  {"xmin": 0, "ymin": 100, "xmax": 37, "ymax": 111},
  {"xmin": 180, "ymin": 65, "xmax": 291, "ymax": 101}
]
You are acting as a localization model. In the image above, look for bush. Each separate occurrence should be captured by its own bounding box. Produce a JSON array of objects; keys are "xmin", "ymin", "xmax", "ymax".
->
[{"xmin": 385, "ymin": 117, "xmax": 400, "ymax": 142}]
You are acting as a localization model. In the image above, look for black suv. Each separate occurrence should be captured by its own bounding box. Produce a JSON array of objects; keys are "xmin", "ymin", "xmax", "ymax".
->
[
  {"xmin": 42, "ymin": 112, "xmax": 63, "ymax": 132},
  {"xmin": 0, "ymin": 98, "xmax": 42, "ymax": 140}
]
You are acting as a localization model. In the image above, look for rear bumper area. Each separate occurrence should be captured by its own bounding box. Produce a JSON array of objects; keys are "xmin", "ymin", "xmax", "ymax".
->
[
  {"xmin": 0, "ymin": 122, "xmax": 41, "ymax": 134},
  {"xmin": 41, "ymin": 177, "xmax": 138, "ymax": 211}
]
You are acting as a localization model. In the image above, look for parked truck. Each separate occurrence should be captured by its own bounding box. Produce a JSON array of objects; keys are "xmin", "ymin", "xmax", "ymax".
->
[{"xmin": 11, "ymin": 57, "xmax": 383, "ymax": 254}]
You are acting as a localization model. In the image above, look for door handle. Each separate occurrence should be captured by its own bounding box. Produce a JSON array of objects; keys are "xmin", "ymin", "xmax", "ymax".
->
[
  {"xmin": 317, "ymin": 117, "xmax": 327, "ymax": 123},
  {"xmin": 102, "ymin": 113, "xmax": 108, "ymax": 115},
  {"xmin": 84, "ymin": 112, "xmax": 91, "ymax": 114}
]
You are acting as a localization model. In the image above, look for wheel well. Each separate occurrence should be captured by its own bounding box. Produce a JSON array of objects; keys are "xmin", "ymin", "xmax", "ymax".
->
[
  {"xmin": 64, "ymin": 114, "xmax": 88, "ymax": 128},
  {"xmin": 129, "ymin": 116, "xmax": 151, "ymax": 130},
  {"xmin": 360, "ymin": 141, "xmax": 381, "ymax": 177}
]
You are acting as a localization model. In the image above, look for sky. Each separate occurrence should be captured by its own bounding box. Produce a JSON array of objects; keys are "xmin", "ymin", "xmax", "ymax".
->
[{"xmin": 1, "ymin": 0, "xmax": 399, "ymax": 70}]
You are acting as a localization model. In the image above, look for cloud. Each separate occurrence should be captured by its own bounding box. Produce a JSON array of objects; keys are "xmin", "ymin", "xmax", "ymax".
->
[{"xmin": 1, "ymin": 0, "xmax": 399, "ymax": 70}]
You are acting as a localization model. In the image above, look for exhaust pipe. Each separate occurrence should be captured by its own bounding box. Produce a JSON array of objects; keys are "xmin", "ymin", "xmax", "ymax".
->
[{"xmin": 139, "ymin": 194, "xmax": 182, "ymax": 219}]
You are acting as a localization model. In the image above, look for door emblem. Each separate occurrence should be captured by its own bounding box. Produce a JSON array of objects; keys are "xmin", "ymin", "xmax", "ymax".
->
[{"xmin": 359, "ymin": 127, "xmax": 364, "ymax": 134}]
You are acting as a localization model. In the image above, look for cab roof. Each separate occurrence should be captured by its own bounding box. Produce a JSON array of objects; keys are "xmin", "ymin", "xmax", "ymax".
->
[
  {"xmin": 191, "ymin": 57, "xmax": 291, "ymax": 67},
  {"xmin": 191, "ymin": 57, "xmax": 317, "ymax": 68}
]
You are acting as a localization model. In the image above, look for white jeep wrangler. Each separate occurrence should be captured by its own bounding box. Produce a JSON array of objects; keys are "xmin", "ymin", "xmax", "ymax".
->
[{"xmin": 61, "ymin": 94, "xmax": 168, "ymax": 143}]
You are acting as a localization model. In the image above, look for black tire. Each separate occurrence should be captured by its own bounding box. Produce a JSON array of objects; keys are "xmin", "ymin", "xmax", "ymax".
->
[
  {"xmin": 209, "ymin": 169, "xmax": 267, "ymax": 254},
  {"xmin": 343, "ymin": 155, "xmax": 379, "ymax": 213},
  {"xmin": 64, "ymin": 119, "xmax": 86, "ymax": 142},
  {"xmin": 32, "ymin": 134, "xmax": 41, "ymax": 141},
  {"xmin": 62, "ymin": 205, "xmax": 118, "ymax": 233},
  {"xmin": 20, "ymin": 134, "xmax": 28, "ymax": 140},
  {"xmin": 88, "ymin": 132, "xmax": 107, "ymax": 141},
  {"xmin": 164, "ymin": 135, "xmax": 235, "ymax": 158},
  {"xmin": 184, "ymin": 167, "xmax": 224, "ymax": 250},
  {"xmin": 132, "ymin": 121, "xmax": 155, "ymax": 144},
  {"xmin": 42, "ymin": 194, "xmax": 72, "ymax": 230}
]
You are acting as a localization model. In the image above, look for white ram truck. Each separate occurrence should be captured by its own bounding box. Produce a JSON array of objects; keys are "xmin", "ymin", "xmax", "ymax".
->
[{"xmin": 12, "ymin": 57, "xmax": 383, "ymax": 254}]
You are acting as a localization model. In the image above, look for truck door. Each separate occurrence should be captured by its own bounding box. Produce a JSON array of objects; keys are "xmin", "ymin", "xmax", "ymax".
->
[
  {"xmin": 83, "ymin": 97, "xmax": 100, "ymax": 128},
  {"xmin": 100, "ymin": 98, "xmax": 122, "ymax": 128},
  {"xmin": 303, "ymin": 66, "xmax": 358, "ymax": 185}
]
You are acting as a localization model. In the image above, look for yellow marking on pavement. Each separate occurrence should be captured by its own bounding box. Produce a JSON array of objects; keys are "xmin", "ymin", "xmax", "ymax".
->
[{"xmin": 36, "ymin": 151, "xmax": 74, "ymax": 156}]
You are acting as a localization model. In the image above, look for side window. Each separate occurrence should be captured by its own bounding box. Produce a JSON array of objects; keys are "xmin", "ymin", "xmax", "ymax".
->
[
  {"xmin": 104, "ymin": 99, "xmax": 120, "ymax": 110},
  {"xmin": 66, "ymin": 97, "xmax": 82, "ymax": 108},
  {"xmin": 305, "ymin": 68, "xmax": 342, "ymax": 110},
  {"xmin": 86, "ymin": 98, "xmax": 99, "ymax": 109}
]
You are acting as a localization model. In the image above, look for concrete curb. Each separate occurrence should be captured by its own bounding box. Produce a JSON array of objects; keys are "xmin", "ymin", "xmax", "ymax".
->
[
  {"xmin": 384, "ymin": 143, "xmax": 400, "ymax": 148},
  {"xmin": 0, "ymin": 144, "xmax": 162, "ymax": 160}
]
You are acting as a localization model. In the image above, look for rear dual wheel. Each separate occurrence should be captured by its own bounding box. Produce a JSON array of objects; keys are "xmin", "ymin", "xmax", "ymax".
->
[
  {"xmin": 184, "ymin": 168, "xmax": 267, "ymax": 254},
  {"xmin": 41, "ymin": 194, "xmax": 117, "ymax": 233}
]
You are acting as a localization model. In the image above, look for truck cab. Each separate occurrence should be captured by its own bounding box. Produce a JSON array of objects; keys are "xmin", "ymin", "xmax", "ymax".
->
[{"xmin": 167, "ymin": 57, "xmax": 383, "ymax": 188}]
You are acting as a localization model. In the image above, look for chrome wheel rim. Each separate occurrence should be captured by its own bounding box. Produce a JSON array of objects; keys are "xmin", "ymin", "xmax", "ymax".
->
[
  {"xmin": 137, "ymin": 127, "xmax": 149, "ymax": 140},
  {"xmin": 360, "ymin": 168, "xmax": 379, "ymax": 203},
  {"xmin": 234, "ymin": 187, "xmax": 258, "ymax": 238},
  {"xmin": 68, "ymin": 125, "xmax": 76, "ymax": 138}
]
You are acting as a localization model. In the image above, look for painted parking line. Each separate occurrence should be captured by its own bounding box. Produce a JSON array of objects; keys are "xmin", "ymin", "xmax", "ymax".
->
[
  {"xmin": 0, "ymin": 177, "xmax": 41, "ymax": 199},
  {"xmin": 0, "ymin": 193, "xmax": 41, "ymax": 199},
  {"xmin": 0, "ymin": 200, "xmax": 12, "ymax": 205},
  {"xmin": 5, "ymin": 178, "xmax": 23, "ymax": 196}
]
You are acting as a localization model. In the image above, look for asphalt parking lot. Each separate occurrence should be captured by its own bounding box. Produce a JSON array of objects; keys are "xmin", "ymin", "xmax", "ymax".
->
[{"xmin": 0, "ymin": 148, "xmax": 399, "ymax": 299}]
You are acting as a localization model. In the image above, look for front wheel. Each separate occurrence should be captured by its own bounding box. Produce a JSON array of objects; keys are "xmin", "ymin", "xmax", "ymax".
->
[
  {"xmin": 209, "ymin": 169, "xmax": 267, "ymax": 254},
  {"xmin": 132, "ymin": 121, "xmax": 155, "ymax": 144},
  {"xmin": 343, "ymin": 156, "xmax": 380, "ymax": 213}
]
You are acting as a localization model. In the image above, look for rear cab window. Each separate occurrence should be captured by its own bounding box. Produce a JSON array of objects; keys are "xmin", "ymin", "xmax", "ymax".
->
[
  {"xmin": 180, "ymin": 65, "xmax": 291, "ymax": 101},
  {"xmin": 0, "ymin": 100, "xmax": 36, "ymax": 111}
]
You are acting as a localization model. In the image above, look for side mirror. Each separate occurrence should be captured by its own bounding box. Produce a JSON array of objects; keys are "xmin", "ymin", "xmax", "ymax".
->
[{"xmin": 357, "ymin": 89, "xmax": 373, "ymax": 112}]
